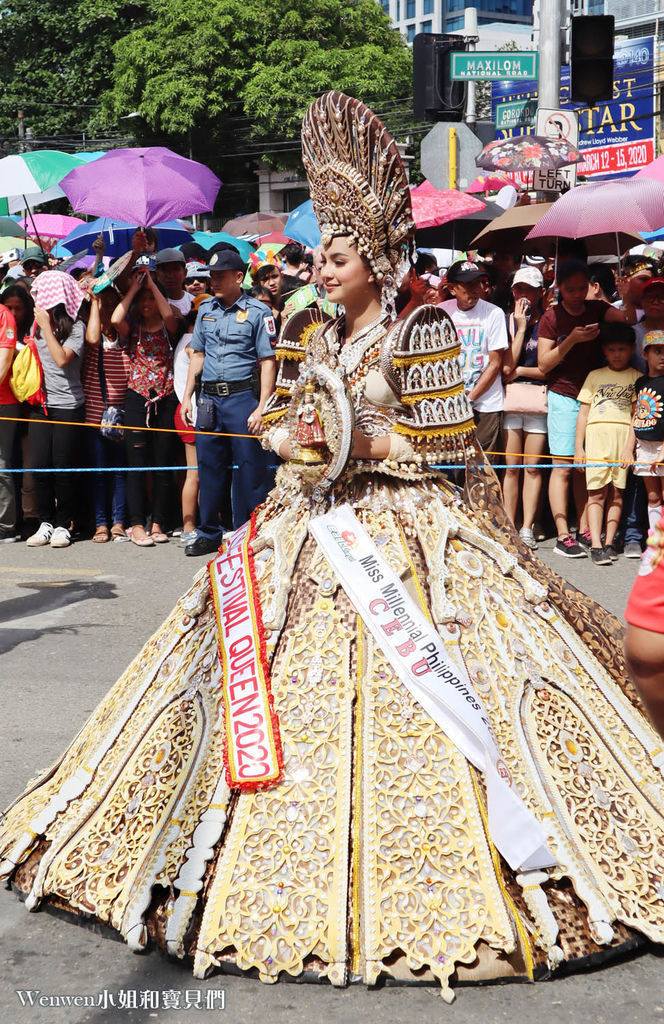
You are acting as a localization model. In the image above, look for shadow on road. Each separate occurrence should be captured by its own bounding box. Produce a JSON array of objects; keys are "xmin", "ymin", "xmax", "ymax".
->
[{"xmin": 0, "ymin": 579, "xmax": 117, "ymax": 654}]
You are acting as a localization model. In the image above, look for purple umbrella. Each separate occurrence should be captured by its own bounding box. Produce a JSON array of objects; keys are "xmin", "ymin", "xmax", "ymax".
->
[{"xmin": 60, "ymin": 146, "xmax": 221, "ymax": 227}]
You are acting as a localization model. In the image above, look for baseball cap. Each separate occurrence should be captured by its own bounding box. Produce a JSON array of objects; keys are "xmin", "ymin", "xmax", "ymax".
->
[
  {"xmin": 209, "ymin": 249, "xmax": 246, "ymax": 272},
  {"xmin": 512, "ymin": 266, "xmax": 543, "ymax": 289},
  {"xmin": 642, "ymin": 277, "xmax": 664, "ymax": 294},
  {"xmin": 21, "ymin": 246, "xmax": 46, "ymax": 267},
  {"xmin": 446, "ymin": 259, "xmax": 485, "ymax": 284},
  {"xmin": 185, "ymin": 261, "xmax": 211, "ymax": 280},
  {"xmin": 643, "ymin": 329, "xmax": 664, "ymax": 349},
  {"xmin": 155, "ymin": 247, "xmax": 185, "ymax": 266}
]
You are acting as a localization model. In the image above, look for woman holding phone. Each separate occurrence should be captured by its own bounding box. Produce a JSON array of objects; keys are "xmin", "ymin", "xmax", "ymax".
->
[{"xmin": 111, "ymin": 265, "xmax": 179, "ymax": 546}]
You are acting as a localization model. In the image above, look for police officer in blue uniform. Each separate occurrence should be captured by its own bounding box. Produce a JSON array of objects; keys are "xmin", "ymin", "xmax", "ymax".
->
[{"xmin": 181, "ymin": 249, "xmax": 277, "ymax": 556}]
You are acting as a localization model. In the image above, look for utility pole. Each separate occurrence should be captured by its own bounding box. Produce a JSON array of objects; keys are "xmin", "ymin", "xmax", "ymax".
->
[
  {"xmin": 17, "ymin": 110, "xmax": 24, "ymax": 153},
  {"xmin": 539, "ymin": 0, "xmax": 561, "ymax": 108},
  {"xmin": 463, "ymin": 7, "xmax": 479, "ymax": 128}
]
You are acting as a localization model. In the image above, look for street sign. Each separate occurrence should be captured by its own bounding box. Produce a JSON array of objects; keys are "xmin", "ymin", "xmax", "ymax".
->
[
  {"xmin": 532, "ymin": 107, "xmax": 579, "ymax": 192},
  {"xmin": 420, "ymin": 121, "xmax": 483, "ymax": 191},
  {"xmin": 495, "ymin": 98, "xmax": 537, "ymax": 130},
  {"xmin": 451, "ymin": 51, "xmax": 539, "ymax": 81}
]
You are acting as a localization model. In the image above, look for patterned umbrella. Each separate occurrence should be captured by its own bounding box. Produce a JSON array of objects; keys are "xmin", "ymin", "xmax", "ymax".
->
[
  {"xmin": 0, "ymin": 151, "xmax": 93, "ymax": 212},
  {"xmin": 527, "ymin": 178, "xmax": 664, "ymax": 240},
  {"xmin": 411, "ymin": 181, "xmax": 485, "ymax": 229},
  {"xmin": 477, "ymin": 135, "xmax": 581, "ymax": 172}
]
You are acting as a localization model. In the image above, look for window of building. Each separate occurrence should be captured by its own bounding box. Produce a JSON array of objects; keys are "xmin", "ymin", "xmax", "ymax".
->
[
  {"xmin": 420, "ymin": 20, "xmax": 433, "ymax": 31},
  {"xmin": 406, "ymin": 0, "xmax": 416, "ymax": 19},
  {"xmin": 381, "ymin": 0, "xmax": 390, "ymax": 11},
  {"xmin": 423, "ymin": 0, "xmax": 434, "ymax": 12},
  {"xmin": 395, "ymin": 0, "xmax": 401, "ymax": 18},
  {"xmin": 406, "ymin": 23, "xmax": 416, "ymax": 41}
]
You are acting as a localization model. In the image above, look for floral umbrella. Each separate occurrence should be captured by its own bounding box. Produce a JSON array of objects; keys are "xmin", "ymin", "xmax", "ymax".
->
[{"xmin": 477, "ymin": 135, "xmax": 581, "ymax": 172}]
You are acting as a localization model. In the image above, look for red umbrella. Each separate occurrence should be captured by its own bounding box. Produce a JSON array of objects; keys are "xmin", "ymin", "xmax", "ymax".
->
[
  {"xmin": 410, "ymin": 181, "xmax": 486, "ymax": 230},
  {"xmin": 222, "ymin": 212, "xmax": 287, "ymax": 237},
  {"xmin": 465, "ymin": 172, "xmax": 522, "ymax": 194}
]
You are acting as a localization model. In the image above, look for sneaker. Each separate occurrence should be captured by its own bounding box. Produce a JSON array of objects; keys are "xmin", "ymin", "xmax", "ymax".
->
[
  {"xmin": 50, "ymin": 526, "xmax": 71, "ymax": 548},
  {"xmin": 0, "ymin": 529, "xmax": 20, "ymax": 543},
  {"xmin": 624, "ymin": 541, "xmax": 643, "ymax": 559},
  {"xmin": 554, "ymin": 535, "xmax": 588, "ymax": 558},
  {"xmin": 576, "ymin": 529, "xmax": 592, "ymax": 549},
  {"xmin": 604, "ymin": 544, "xmax": 619, "ymax": 561},
  {"xmin": 26, "ymin": 522, "xmax": 53, "ymax": 547},
  {"xmin": 591, "ymin": 546, "xmax": 612, "ymax": 565},
  {"xmin": 179, "ymin": 530, "xmax": 198, "ymax": 544},
  {"xmin": 519, "ymin": 526, "xmax": 538, "ymax": 550}
]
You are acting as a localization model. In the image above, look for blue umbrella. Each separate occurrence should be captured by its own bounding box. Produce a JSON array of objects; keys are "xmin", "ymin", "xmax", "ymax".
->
[
  {"xmin": 62, "ymin": 217, "xmax": 192, "ymax": 257},
  {"xmin": 284, "ymin": 199, "xmax": 320, "ymax": 249},
  {"xmin": 192, "ymin": 231, "xmax": 254, "ymax": 262}
]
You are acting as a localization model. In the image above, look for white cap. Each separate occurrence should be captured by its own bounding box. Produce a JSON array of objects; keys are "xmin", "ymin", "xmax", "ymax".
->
[
  {"xmin": 512, "ymin": 266, "xmax": 543, "ymax": 289},
  {"xmin": 0, "ymin": 248, "xmax": 22, "ymax": 267}
]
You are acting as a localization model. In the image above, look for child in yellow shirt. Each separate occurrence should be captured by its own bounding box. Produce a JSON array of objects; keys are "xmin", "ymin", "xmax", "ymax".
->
[{"xmin": 574, "ymin": 322, "xmax": 640, "ymax": 565}]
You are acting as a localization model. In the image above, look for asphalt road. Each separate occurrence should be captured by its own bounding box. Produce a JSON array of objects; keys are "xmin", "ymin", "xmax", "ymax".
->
[{"xmin": 1, "ymin": 532, "xmax": 661, "ymax": 1024}]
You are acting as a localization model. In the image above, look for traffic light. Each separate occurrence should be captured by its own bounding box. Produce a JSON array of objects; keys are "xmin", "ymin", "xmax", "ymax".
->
[
  {"xmin": 413, "ymin": 33, "xmax": 467, "ymax": 122},
  {"xmin": 570, "ymin": 15, "xmax": 615, "ymax": 105}
]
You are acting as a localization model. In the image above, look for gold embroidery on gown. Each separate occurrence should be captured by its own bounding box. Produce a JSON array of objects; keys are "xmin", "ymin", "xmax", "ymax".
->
[{"xmin": 3, "ymin": 309, "xmax": 664, "ymax": 1003}]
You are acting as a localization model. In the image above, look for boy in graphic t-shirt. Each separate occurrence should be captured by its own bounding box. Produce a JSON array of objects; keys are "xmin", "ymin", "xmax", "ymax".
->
[
  {"xmin": 622, "ymin": 329, "xmax": 664, "ymax": 537},
  {"xmin": 575, "ymin": 322, "xmax": 639, "ymax": 565}
]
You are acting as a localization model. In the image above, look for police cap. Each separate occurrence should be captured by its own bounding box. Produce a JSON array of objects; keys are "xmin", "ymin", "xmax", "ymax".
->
[{"xmin": 209, "ymin": 249, "xmax": 246, "ymax": 273}]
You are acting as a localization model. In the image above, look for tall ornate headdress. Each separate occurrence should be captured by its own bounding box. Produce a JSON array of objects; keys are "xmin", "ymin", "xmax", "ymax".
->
[{"xmin": 301, "ymin": 91, "xmax": 415, "ymax": 317}]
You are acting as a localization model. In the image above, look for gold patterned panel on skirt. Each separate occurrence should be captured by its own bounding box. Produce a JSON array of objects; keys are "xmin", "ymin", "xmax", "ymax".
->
[
  {"xmin": 523, "ymin": 687, "xmax": 664, "ymax": 942},
  {"xmin": 0, "ymin": 583, "xmax": 215, "ymax": 861},
  {"xmin": 356, "ymin": 632, "xmax": 516, "ymax": 994},
  {"xmin": 194, "ymin": 543, "xmax": 354, "ymax": 985},
  {"xmin": 37, "ymin": 695, "xmax": 206, "ymax": 929}
]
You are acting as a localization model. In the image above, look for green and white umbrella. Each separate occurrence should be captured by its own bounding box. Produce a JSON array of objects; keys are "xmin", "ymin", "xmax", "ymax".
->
[{"xmin": 0, "ymin": 151, "xmax": 91, "ymax": 213}]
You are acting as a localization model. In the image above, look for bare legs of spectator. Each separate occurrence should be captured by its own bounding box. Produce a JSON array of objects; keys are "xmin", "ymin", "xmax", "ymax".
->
[
  {"xmin": 587, "ymin": 484, "xmax": 623, "ymax": 549},
  {"xmin": 549, "ymin": 463, "xmax": 588, "ymax": 540},
  {"xmin": 625, "ymin": 624, "xmax": 664, "ymax": 739},
  {"xmin": 180, "ymin": 442, "xmax": 199, "ymax": 536},
  {"xmin": 503, "ymin": 427, "xmax": 546, "ymax": 531},
  {"xmin": 643, "ymin": 475, "xmax": 664, "ymax": 533}
]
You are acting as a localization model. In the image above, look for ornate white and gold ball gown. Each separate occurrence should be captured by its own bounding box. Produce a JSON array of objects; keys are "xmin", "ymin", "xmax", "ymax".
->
[{"xmin": 2, "ymin": 93, "xmax": 664, "ymax": 1003}]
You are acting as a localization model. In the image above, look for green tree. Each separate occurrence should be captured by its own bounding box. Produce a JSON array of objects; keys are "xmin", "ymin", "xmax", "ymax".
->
[
  {"xmin": 0, "ymin": 0, "xmax": 152, "ymax": 147},
  {"xmin": 103, "ymin": 0, "xmax": 412, "ymax": 204}
]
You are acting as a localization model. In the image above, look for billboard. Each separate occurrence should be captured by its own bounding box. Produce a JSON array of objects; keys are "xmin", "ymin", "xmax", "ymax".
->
[{"xmin": 491, "ymin": 36, "xmax": 655, "ymax": 178}]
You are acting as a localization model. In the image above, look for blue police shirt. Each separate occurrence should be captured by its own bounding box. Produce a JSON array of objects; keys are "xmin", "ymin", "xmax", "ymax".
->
[{"xmin": 190, "ymin": 293, "xmax": 277, "ymax": 382}]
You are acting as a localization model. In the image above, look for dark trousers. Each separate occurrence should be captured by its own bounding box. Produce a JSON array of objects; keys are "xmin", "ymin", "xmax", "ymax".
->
[
  {"xmin": 124, "ymin": 388, "xmax": 177, "ymax": 528},
  {"xmin": 195, "ymin": 390, "xmax": 274, "ymax": 538},
  {"xmin": 29, "ymin": 404, "xmax": 85, "ymax": 529},
  {"xmin": 88, "ymin": 428, "xmax": 127, "ymax": 528},
  {"xmin": 620, "ymin": 471, "xmax": 648, "ymax": 546},
  {"xmin": 0, "ymin": 402, "xmax": 18, "ymax": 533}
]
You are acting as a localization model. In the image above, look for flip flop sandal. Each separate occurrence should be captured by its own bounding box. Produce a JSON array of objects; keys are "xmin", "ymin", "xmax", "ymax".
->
[
  {"xmin": 110, "ymin": 524, "xmax": 129, "ymax": 542},
  {"xmin": 92, "ymin": 526, "xmax": 110, "ymax": 543}
]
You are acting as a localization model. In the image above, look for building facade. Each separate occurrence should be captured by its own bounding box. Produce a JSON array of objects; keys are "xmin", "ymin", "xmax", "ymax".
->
[{"xmin": 380, "ymin": 0, "xmax": 532, "ymax": 42}]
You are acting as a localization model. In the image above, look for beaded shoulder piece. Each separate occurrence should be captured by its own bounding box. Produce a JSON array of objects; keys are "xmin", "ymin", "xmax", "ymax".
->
[
  {"xmin": 262, "ymin": 307, "xmax": 330, "ymax": 427},
  {"xmin": 381, "ymin": 304, "xmax": 478, "ymax": 467}
]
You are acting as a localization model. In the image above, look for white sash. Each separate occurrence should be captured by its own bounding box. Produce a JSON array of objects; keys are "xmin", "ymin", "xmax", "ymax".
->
[
  {"xmin": 209, "ymin": 520, "xmax": 283, "ymax": 790},
  {"xmin": 309, "ymin": 505, "xmax": 554, "ymax": 872}
]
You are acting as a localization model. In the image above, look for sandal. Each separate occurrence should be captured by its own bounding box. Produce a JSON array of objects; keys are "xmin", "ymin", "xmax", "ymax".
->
[
  {"xmin": 92, "ymin": 525, "xmax": 109, "ymax": 543},
  {"xmin": 110, "ymin": 523, "xmax": 129, "ymax": 543},
  {"xmin": 130, "ymin": 526, "xmax": 155, "ymax": 547},
  {"xmin": 149, "ymin": 529, "xmax": 169, "ymax": 544}
]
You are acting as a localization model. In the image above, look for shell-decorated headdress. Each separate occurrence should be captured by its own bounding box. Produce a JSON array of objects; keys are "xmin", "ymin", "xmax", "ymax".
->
[{"xmin": 301, "ymin": 92, "xmax": 414, "ymax": 301}]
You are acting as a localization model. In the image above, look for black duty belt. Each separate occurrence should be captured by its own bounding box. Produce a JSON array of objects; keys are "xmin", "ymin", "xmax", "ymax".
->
[{"xmin": 202, "ymin": 378, "xmax": 254, "ymax": 396}]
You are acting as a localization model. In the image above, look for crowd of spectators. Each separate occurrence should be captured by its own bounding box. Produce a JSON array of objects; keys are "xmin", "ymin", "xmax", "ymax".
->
[{"xmin": 0, "ymin": 226, "xmax": 661, "ymax": 566}]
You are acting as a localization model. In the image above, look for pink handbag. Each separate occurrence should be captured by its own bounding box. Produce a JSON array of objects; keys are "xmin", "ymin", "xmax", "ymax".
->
[{"xmin": 503, "ymin": 381, "xmax": 548, "ymax": 416}]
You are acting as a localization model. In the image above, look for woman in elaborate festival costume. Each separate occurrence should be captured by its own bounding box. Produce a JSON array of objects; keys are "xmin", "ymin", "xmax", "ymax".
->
[{"xmin": 2, "ymin": 93, "xmax": 664, "ymax": 1003}]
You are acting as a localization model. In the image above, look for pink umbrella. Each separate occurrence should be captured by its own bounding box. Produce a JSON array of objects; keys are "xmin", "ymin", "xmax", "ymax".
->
[
  {"xmin": 635, "ymin": 155, "xmax": 664, "ymax": 184},
  {"xmin": 19, "ymin": 213, "xmax": 84, "ymax": 240},
  {"xmin": 465, "ymin": 172, "xmax": 522, "ymax": 195},
  {"xmin": 410, "ymin": 181, "xmax": 485, "ymax": 229},
  {"xmin": 527, "ymin": 178, "xmax": 664, "ymax": 243}
]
